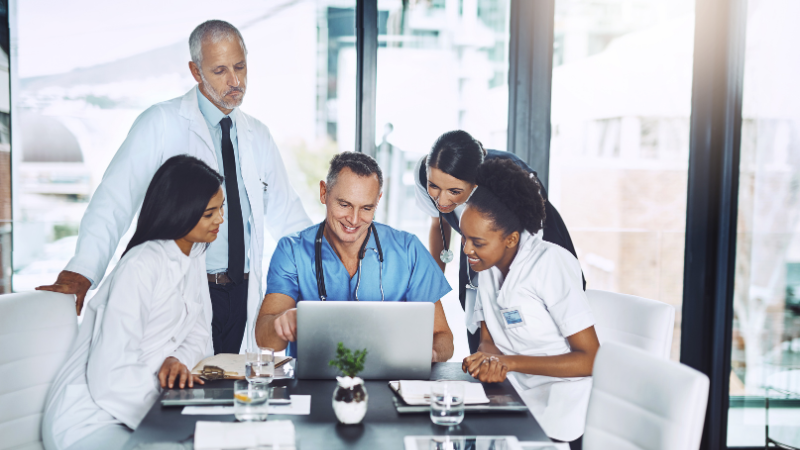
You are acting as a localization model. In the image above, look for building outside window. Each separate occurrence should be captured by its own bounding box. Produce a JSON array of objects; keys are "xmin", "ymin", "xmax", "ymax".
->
[
  {"xmin": 728, "ymin": 0, "xmax": 800, "ymax": 446},
  {"xmin": 11, "ymin": 0, "xmax": 355, "ymax": 294},
  {"xmin": 549, "ymin": 0, "xmax": 695, "ymax": 364},
  {"xmin": 360, "ymin": 0, "xmax": 511, "ymax": 359}
]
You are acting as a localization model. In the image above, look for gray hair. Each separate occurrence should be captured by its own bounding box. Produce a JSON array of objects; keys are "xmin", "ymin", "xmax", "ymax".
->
[
  {"xmin": 189, "ymin": 20, "xmax": 248, "ymax": 67},
  {"xmin": 327, "ymin": 152, "xmax": 384, "ymax": 191}
]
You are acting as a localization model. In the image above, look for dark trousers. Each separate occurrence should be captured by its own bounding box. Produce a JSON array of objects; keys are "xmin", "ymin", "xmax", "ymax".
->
[{"xmin": 208, "ymin": 279, "xmax": 249, "ymax": 354}]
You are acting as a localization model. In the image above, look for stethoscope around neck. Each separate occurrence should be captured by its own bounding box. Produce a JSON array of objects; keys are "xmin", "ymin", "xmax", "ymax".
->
[
  {"xmin": 314, "ymin": 220, "xmax": 385, "ymax": 301},
  {"xmin": 437, "ymin": 217, "xmax": 478, "ymax": 291},
  {"xmin": 428, "ymin": 186, "xmax": 479, "ymax": 291}
]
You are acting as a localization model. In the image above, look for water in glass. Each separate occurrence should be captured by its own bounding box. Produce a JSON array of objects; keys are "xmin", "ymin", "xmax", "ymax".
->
[
  {"xmin": 430, "ymin": 382, "xmax": 465, "ymax": 426},
  {"xmin": 245, "ymin": 348, "xmax": 275, "ymax": 385},
  {"xmin": 233, "ymin": 380, "xmax": 270, "ymax": 421}
]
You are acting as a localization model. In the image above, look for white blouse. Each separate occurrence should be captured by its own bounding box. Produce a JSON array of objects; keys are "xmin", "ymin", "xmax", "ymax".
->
[
  {"xmin": 42, "ymin": 240, "xmax": 212, "ymax": 450},
  {"xmin": 473, "ymin": 230, "xmax": 595, "ymax": 442}
]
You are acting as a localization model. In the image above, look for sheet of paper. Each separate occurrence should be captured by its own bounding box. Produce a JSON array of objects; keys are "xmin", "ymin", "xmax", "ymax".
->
[
  {"xmin": 274, "ymin": 361, "xmax": 294, "ymax": 380},
  {"xmin": 397, "ymin": 380, "xmax": 490, "ymax": 405},
  {"xmin": 182, "ymin": 406, "xmax": 235, "ymax": 415},
  {"xmin": 182, "ymin": 396, "xmax": 311, "ymax": 416},
  {"xmin": 268, "ymin": 395, "xmax": 311, "ymax": 415},
  {"xmin": 194, "ymin": 420, "xmax": 295, "ymax": 450}
]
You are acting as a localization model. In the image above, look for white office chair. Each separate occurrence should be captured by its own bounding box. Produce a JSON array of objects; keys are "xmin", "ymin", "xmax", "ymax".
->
[
  {"xmin": 584, "ymin": 341, "xmax": 709, "ymax": 450},
  {"xmin": 0, "ymin": 291, "xmax": 78, "ymax": 450},
  {"xmin": 586, "ymin": 289, "xmax": 675, "ymax": 359}
]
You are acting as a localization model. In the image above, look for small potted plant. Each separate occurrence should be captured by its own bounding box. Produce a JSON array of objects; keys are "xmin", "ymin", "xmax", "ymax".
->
[{"xmin": 329, "ymin": 342, "xmax": 368, "ymax": 424}]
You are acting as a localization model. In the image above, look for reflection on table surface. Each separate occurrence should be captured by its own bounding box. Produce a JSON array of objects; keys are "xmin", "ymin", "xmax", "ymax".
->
[{"xmin": 127, "ymin": 363, "xmax": 549, "ymax": 450}]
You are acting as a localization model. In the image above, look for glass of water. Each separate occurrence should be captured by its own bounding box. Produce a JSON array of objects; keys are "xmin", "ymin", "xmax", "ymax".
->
[
  {"xmin": 430, "ymin": 381, "xmax": 465, "ymax": 426},
  {"xmin": 245, "ymin": 347, "xmax": 275, "ymax": 385},
  {"xmin": 233, "ymin": 380, "xmax": 270, "ymax": 421}
]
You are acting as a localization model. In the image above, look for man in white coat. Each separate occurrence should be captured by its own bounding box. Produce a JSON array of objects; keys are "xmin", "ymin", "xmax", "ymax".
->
[{"xmin": 37, "ymin": 20, "xmax": 312, "ymax": 354}]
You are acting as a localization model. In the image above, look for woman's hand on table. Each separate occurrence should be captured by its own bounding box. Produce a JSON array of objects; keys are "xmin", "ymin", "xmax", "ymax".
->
[
  {"xmin": 158, "ymin": 356, "xmax": 205, "ymax": 389},
  {"xmin": 462, "ymin": 351, "xmax": 509, "ymax": 383}
]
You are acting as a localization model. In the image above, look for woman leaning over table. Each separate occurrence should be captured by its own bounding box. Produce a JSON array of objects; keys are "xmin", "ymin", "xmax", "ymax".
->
[
  {"xmin": 414, "ymin": 130, "xmax": 582, "ymax": 355},
  {"xmin": 42, "ymin": 155, "xmax": 223, "ymax": 450},
  {"xmin": 459, "ymin": 159, "xmax": 599, "ymax": 450}
]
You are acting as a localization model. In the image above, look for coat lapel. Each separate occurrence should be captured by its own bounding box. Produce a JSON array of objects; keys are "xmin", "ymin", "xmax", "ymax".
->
[{"xmin": 179, "ymin": 89, "xmax": 218, "ymax": 170}]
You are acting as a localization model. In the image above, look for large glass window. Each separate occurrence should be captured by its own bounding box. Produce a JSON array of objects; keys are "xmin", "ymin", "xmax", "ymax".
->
[
  {"xmin": 11, "ymin": 0, "xmax": 354, "ymax": 291},
  {"xmin": 727, "ymin": 0, "xmax": 800, "ymax": 446},
  {"xmin": 367, "ymin": 0, "xmax": 510, "ymax": 236},
  {"xmin": 364, "ymin": 0, "xmax": 510, "ymax": 359},
  {"xmin": 549, "ymin": 0, "xmax": 695, "ymax": 362}
]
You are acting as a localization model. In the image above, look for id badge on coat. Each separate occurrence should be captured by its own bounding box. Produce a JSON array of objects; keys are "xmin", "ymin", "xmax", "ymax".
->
[{"xmin": 500, "ymin": 306, "xmax": 526, "ymax": 329}]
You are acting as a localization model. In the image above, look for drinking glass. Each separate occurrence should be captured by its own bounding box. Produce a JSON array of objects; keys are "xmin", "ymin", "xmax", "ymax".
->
[
  {"xmin": 245, "ymin": 347, "xmax": 275, "ymax": 385},
  {"xmin": 233, "ymin": 379, "xmax": 270, "ymax": 421},
  {"xmin": 430, "ymin": 381, "xmax": 465, "ymax": 426}
]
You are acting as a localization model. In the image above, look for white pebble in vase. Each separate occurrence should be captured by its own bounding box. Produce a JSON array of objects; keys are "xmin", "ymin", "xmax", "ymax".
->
[{"xmin": 332, "ymin": 376, "xmax": 368, "ymax": 424}]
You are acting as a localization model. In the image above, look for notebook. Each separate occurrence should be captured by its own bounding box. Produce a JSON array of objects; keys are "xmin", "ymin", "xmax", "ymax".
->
[
  {"xmin": 190, "ymin": 353, "xmax": 292, "ymax": 380},
  {"xmin": 388, "ymin": 380, "xmax": 529, "ymax": 414},
  {"xmin": 392, "ymin": 380, "xmax": 490, "ymax": 405}
]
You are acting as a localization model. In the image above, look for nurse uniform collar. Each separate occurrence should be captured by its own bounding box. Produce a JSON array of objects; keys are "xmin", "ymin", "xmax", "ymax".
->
[{"xmin": 314, "ymin": 220, "xmax": 385, "ymax": 302}]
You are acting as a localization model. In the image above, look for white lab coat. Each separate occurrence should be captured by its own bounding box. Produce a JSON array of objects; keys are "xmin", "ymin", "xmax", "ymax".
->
[
  {"xmin": 42, "ymin": 240, "xmax": 211, "ymax": 450},
  {"xmin": 64, "ymin": 88, "xmax": 312, "ymax": 352},
  {"xmin": 472, "ymin": 230, "xmax": 596, "ymax": 442}
]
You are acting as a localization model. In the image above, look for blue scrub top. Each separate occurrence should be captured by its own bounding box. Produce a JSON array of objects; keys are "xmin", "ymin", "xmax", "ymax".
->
[{"xmin": 266, "ymin": 222, "xmax": 452, "ymax": 357}]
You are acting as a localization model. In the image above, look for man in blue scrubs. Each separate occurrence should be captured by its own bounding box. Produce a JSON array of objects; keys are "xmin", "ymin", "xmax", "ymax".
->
[{"xmin": 255, "ymin": 152, "xmax": 455, "ymax": 362}]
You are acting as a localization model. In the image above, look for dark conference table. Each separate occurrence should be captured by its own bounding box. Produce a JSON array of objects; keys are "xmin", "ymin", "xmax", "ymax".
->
[{"xmin": 125, "ymin": 363, "xmax": 551, "ymax": 449}]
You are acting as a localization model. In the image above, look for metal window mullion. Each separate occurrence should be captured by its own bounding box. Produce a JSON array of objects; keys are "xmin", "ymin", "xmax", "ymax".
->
[
  {"xmin": 679, "ymin": 0, "xmax": 748, "ymax": 448},
  {"xmin": 355, "ymin": 0, "xmax": 377, "ymax": 157},
  {"xmin": 506, "ymin": 0, "xmax": 554, "ymax": 190}
]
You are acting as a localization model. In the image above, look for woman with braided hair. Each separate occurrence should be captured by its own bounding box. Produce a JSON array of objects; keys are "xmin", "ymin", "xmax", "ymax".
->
[{"xmin": 459, "ymin": 159, "xmax": 598, "ymax": 450}]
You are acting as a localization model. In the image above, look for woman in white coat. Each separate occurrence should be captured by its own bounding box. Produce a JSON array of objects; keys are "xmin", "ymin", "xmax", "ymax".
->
[
  {"xmin": 42, "ymin": 155, "xmax": 224, "ymax": 450},
  {"xmin": 459, "ymin": 159, "xmax": 599, "ymax": 450}
]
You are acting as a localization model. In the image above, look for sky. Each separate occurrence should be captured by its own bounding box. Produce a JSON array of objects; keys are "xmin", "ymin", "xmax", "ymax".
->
[{"xmin": 14, "ymin": 0, "xmax": 305, "ymax": 78}]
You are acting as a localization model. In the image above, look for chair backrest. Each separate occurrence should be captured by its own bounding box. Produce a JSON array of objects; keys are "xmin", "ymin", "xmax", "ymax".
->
[
  {"xmin": 0, "ymin": 291, "xmax": 78, "ymax": 450},
  {"xmin": 586, "ymin": 289, "xmax": 675, "ymax": 359},
  {"xmin": 584, "ymin": 342, "xmax": 709, "ymax": 450}
]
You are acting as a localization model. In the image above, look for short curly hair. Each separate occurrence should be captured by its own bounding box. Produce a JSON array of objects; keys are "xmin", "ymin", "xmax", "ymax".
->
[{"xmin": 466, "ymin": 159, "xmax": 546, "ymax": 235}]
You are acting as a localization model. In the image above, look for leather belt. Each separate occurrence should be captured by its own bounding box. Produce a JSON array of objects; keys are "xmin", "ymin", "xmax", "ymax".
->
[{"xmin": 207, "ymin": 272, "xmax": 249, "ymax": 285}]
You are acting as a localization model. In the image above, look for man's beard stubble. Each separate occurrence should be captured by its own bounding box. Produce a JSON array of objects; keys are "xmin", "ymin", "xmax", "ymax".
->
[{"xmin": 200, "ymin": 72, "xmax": 246, "ymax": 110}]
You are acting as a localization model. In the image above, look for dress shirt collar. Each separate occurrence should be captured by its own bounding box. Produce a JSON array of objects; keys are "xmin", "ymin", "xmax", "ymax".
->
[{"xmin": 196, "ymin": 85, "xmax": 236, "ymax": 129}]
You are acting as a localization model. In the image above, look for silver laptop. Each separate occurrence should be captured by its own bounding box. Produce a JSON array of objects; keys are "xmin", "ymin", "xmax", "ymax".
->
[{"xmin": 296, "ymin": 301, "xmax": 435, "ymax": 380}]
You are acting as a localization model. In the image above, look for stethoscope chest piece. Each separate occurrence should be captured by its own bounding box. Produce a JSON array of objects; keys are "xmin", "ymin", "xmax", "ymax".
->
[{"xmin": 440, "ymin": 249, "xmax": 454, "ymax": 264}]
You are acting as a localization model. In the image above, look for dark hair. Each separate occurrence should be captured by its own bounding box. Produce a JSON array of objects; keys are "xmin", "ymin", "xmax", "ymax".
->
[
  {"xmin": 327, "ymin": 151, "xmax": 383, "ymax": 190},
  {"xmin": 427, "ymin": 130, "xmax": 486, "ymax": 184},
  {"xmin": 466, "ymin": 159, "xmax": 546, "ymax": 236},
  {"xmin": 123, "ymin": 155, "xmax": 224, "ymax": 257}
]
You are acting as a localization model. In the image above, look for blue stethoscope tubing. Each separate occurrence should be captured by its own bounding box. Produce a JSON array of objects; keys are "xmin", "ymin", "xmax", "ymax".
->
[{"xmin": 314, "ymin": 220, "xmax": 385, "ymax": 301}]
